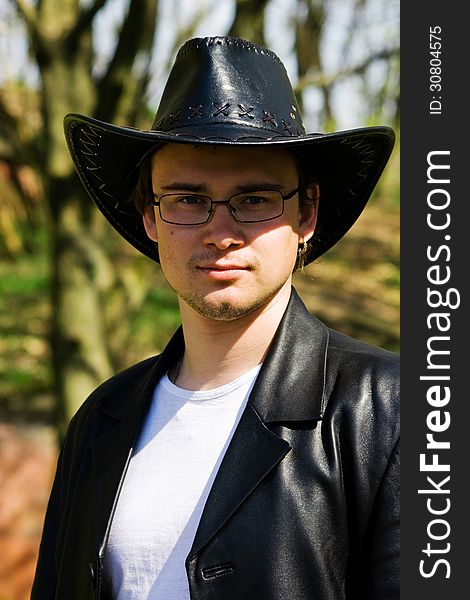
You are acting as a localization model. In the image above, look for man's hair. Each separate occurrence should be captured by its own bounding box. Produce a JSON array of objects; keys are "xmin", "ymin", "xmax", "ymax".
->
[
  {"xmin": 134, "ymin": 151, "xmax": 156, "ymax": 215},
  {"xmin": 133, "ymin": 147, "xmax": 318, "ymax": 272}
]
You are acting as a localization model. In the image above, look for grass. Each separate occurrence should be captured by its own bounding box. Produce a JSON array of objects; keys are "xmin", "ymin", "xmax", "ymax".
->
[{"xmin": 0, "ymin": 234, "xmax": 51, "ymax": 422}]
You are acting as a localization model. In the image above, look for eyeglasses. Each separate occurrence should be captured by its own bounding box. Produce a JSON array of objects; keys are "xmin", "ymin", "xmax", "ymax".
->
[{"xmin": 149, "ymin": 188, "xmax": 299, "ymax": 225}]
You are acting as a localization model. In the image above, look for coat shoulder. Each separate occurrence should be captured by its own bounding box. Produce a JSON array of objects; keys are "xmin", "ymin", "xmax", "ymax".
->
[
  {"xmin": 328, "ymin": 327, "xmax": 399, "ymax": 365},
  {"xmin": 66, "ymin": 355, "xmax": 160, "ymax": 435},
  {"xmin": 324, "ymin": 328, "xmax": 400, "ymax": 432},
  {"xmin": 87, "ymin": 355, "xmax": 160, "ymax": 400},
  {"xmin": 327, "ymin": 327, "xmax": 399, "ymax": 384}
]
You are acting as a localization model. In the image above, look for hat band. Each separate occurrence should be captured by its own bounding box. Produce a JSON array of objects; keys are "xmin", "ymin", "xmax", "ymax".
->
[{"xmin": 152, "ymin": 101, "xmax": 306, "ymax": 139}]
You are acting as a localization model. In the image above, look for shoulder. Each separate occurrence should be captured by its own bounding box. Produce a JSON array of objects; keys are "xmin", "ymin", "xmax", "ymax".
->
[
  {"xmin": 328, "ymin": 327, "xmax": 399, "ymax": 363},
  {"xmin": 64, "ymin": 355, "xmax": 161, "ymax": 442},
  {"xmin": 323, "ymin": 327, "xmax": 400, "ymax": 435},
  {"xmin": 86, "ymin": 355, "xmax": 160, "ymax": 401},
  {"xmin": 327, "ymin": 327, "xmax": 399, "ymax": 381}
]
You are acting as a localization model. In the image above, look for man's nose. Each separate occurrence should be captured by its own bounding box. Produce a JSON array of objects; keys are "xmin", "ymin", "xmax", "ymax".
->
[{"xmin": 202, "ymin": 202, "xmax": 245, "ymax": 249}]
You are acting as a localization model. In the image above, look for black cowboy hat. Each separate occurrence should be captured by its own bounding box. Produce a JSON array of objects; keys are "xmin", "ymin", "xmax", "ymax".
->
[{"xmin": 64, "ymin": 36, "xmax": 395, "ymax": 265}]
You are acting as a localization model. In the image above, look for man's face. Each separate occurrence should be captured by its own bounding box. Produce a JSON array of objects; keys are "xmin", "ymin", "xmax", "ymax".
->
[{"xmin": 143, "ymin": 143, "xmax": 317, "ymax": 321}]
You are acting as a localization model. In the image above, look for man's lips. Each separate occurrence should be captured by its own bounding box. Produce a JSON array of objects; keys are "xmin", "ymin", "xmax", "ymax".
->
[
  {"xmin": 196, "ymin": 262, "xmax": 251, "ymax": 279},
  {"xmin": 197, "ymin": 263, "xmax": 248, "ymax": 270}
]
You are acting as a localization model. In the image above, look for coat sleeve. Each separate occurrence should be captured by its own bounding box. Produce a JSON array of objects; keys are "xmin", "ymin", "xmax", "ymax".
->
[
  {"xmin": 30, "ymin": 405, "xmax": 94, "ymax": 599},
  {"xmin": 30, "ymin": 444, "xmax": 66, "ymax": 598},
  {"xmin": 364, "ymin": 437, "xmax": 400, "ymax": 600}
]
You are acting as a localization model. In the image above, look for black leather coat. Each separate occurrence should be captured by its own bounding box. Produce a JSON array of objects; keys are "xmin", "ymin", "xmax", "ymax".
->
[{"xmin": 31, "ymin": 289, "xmax": 400, "ymax": 599}]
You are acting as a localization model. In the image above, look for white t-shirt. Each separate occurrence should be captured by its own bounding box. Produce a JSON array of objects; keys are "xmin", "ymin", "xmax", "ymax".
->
[{"xmin": 103, "ymin": 364, "xmax": 261, "ymax": 599}]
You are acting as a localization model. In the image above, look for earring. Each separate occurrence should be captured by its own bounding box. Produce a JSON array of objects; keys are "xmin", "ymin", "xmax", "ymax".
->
[
  {"xmin": 296, "ymin": 239, "xmax": 309, "ymax": 273},
  {"xmin": 298, "ymin": 240, "xmax": 308, "ymax": 257}
]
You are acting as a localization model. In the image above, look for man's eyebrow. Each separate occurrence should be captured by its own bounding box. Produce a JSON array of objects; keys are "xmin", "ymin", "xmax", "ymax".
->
[
  {"xmin": 158, "ymin": 182, "xmax": 285, "ymax": 193},
  {"xmin": 159, "ymin": 182, "xmax": 206, "ymax": 192},
  {"xmin": 234, "ymin": 182, "xmax": 285, "ymax": 193}
]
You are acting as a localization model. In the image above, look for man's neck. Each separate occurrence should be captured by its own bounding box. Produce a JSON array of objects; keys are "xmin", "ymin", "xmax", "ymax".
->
[{"xmin": 174, "ymin": 281, "xmax": 292, "ymax": 390}]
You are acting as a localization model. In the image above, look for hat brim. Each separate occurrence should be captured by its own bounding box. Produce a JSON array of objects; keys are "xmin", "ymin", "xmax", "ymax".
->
[{"xmin": 64, "ymin": 113, "xmax": 395, "ymax": 264}]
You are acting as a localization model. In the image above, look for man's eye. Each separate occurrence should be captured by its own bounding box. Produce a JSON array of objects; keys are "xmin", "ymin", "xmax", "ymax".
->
[
  {"xmin": 177, "ymin": 195, "xmax": 205, "ymax": 205},
  {"xmin": 242, "ymin": 195, "xmax": 268, "ymax": 205}
]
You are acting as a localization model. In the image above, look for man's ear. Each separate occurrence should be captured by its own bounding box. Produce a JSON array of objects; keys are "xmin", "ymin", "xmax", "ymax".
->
[
  {"xmin": 142, "ymin": 206, "xmax": 158, "ymax": 242},
  {"xmin": 299, "ymin": 183, "xmax": 319, "ymax": 242}
]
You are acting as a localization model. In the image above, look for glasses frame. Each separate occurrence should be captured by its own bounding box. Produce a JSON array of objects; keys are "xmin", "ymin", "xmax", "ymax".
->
[{"xmin": 148, "ymin": 187, "xmax": 300, "ymax": 225}]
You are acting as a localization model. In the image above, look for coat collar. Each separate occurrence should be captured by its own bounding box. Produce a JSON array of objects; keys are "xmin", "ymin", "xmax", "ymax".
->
[
  {"xmin": 94, "ymin": 325, "xmax": 184, "ymax": 422},
  {"xmin": 249, "ymin": 287, "xmax": 329, "ymax": 422}
]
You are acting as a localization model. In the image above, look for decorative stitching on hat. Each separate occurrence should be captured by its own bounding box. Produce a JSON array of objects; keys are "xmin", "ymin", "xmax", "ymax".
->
[
  {"xmin": 162, "ymin": 114, "xmax": 303, "ymax": 137},
  {"xmin": 168, "ymin": 111, "xmax": 182, "ymax": 124},
  {"xmin": 338, "ymin": 136, "xmax": 381, "ymax": 201},
  {"xmin": 212, "ymin": 102, "xmax": 231, "ymax": 117},
  {"xmin": 79, "ymin": 131, "xmax": 100, "ymax": 158},
  {"xmin": 262, "ymin": 111, "xmax": 277, "ymax": 126},
  {"xmin": 68, "ymin": 122, "xmax": 152, "ymax": 254},
  {"xmin": 237, "ymin": 104, "xmax": 254, "ymax": 119},
  {"xmin": 188, "ymin": 105, "xmax": 203, "ymax": 118},
  {"xmin": 177, "ymin": 36, "xmax": 282, "ymax": 64},
  {"xmin": 77, "ymin": 130, "xmax": 101, "ymax": 173},
  {"xmin": 282, "ymin": 120, "xmax": 293, "ymax": 135},
  {"xmin": 161, "ymin": 106, "xmax": 302, "ymax": 135}
]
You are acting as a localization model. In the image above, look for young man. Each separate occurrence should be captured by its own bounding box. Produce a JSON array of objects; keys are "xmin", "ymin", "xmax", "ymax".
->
[{"xmin": 32, "ymin": 37, "xmax": 399, "ymax": 599}]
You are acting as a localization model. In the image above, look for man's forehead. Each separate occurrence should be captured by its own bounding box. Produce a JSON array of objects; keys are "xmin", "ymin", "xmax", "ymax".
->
[{"xmin": 150, "ymin": 142, "xmax": 299, "ymax": 171}]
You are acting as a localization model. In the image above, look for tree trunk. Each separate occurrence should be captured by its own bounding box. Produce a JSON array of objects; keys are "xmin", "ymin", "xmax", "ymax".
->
[
  {"xmin": 228, "ymin": 0, "xmax": 270, "ymax": 44},
  {"xmin": 294, "ymin": 0, "xmax": 326, "ymax": 121},
  {"xmin": 36, "ymin": 19, "xmax": 113, "ymax": 435},
  {"xmin": 49, "ymin": 176, "xmax": 116, "ymax": 436}
]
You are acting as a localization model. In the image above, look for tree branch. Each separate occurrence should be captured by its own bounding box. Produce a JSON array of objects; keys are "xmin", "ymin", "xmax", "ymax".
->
[
  {"xmin": 228, "ymin": 0, "xmax": 270, "ymax": 45},
  {"xmin": 11, "ymin": 0, "xmax": 38, "ymax": 36},
  {"xmin": 69, "ymin": 0, "xmax": 109, "ymax": 43},
  {"xmin": 295, "ymin": 47, "xmax": 399, "ymax": 92},
  {"xmin": 94, "ymin": 0, "xmax": 159, "ymax": 122},
  {"xmin": 0, "ymin": 95, "xmax": 22, "ymax": 153}
]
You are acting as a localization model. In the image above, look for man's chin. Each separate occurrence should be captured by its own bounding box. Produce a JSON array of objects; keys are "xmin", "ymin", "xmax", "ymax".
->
[
  {"xmin": 185, "ymin": 297, "xmax": 259, "ymax": 321},
  {"xmin": 179, "ymin": 285, "xmax": 286, "ymax": 322}
]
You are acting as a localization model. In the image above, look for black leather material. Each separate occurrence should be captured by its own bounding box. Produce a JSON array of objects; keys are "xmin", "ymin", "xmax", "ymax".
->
[
  {"xmin": 63, "ymin": 36, "xmax": 395, "ymax": 265},
  {"xmin": 152, "ymin": 37, "xmax": 306, "ymax": 139},
  {"xmin": 31, "ymin": 289, "xmax": 400, "ymax": 599}
]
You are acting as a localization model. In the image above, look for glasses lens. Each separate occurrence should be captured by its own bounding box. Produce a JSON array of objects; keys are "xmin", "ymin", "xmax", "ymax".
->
[
  {"xmin": 157, "ymin": 190, "xmax": 286, "ymax": 224},
  {"xmin": 160, "ymin": 194, "xmax": 212, "ymax": 224},
  {"xmin": 230, "ymin": 190, "xmax": 283, "ymax": 222}
]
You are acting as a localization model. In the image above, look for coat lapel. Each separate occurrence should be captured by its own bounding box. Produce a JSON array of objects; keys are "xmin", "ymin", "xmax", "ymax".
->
[
  {"xmin": 250, "ymin": 287, "xmax": 329, "ymax": 424},
  {"xmin": 189, "ymin": 403, "xmax": 291, "ymax": 557}
]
